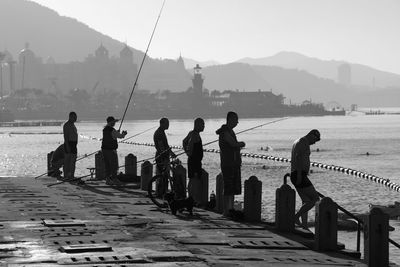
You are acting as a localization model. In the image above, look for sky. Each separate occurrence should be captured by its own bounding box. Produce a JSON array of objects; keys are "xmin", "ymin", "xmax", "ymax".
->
[{"xmin": 29, "ymin": 0, "xmax": 400, "ymax": 74}]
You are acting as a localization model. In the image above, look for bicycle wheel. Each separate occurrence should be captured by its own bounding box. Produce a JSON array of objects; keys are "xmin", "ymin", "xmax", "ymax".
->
[{"xmin": 147, "ymin": 174, "xmax": 169, "ymax": 208}]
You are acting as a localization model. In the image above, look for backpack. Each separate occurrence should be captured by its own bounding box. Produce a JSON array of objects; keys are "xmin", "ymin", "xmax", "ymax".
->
[{"xmin": 182, "ymin": 131, "xmax": 192, "ymax": 156}]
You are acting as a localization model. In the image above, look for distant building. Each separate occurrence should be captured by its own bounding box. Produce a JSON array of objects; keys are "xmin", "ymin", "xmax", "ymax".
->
[
  {"xmin": 2, "ymin": 43, "xmax": 139, "ymax": 96},
  {"xmin": 337, "ymin": 63, "xmax": 351, "ymax": 86}
]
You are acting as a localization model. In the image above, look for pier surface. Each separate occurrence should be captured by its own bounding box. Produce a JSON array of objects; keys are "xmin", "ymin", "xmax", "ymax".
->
[{"xmin": 0, "ymin": 176, "xmax": 367, "ymax": 266}]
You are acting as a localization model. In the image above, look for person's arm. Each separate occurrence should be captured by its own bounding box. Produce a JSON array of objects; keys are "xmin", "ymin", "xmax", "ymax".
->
[
  {"xmin": 223, "ymin": 132, "xmax": 245, "ymax": 148},
  {"xmin": 293, "ymin": 141, "xmax": 306, "ymax": 185},
  {"xmin": 112, "ymin": 129, "xmax": 127, "ymax": 139}
]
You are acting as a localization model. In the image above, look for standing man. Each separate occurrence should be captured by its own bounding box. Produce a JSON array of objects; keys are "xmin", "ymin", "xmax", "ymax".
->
[
  {"xmin": 183, "ymin": 118, "xmax": 205, "ymax": 204},
  {"xmin": 153, "ymin": 118, "xmax": 176, "ymax": 196},
  {"xmin": 290, "ymin": 129, "xmax": 321, "ymax": 229},
  {"xmin": 154, "ymin": 117, "xmax": 176, "ymax": 174},
  {"xmin": 63, "ymin": 111, "xmax": 78, "ymax": 180},
  {"xmin": 101, "ymin": 116, "xmax": 127, "ymax": 186},
  {"xmin": 216, "ymin": 111, "xmax": 245, "ymax": 216}
]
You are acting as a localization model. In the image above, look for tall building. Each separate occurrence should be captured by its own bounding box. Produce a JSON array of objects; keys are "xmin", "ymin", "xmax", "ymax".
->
[{"xmin": 337, "ymin": 63, "xmax": 351, "ymax": 86}]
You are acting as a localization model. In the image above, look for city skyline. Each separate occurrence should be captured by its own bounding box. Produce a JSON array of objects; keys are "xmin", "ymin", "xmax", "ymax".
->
[{"xmin": 27, "ymin": 0, "xmax": 400, "ymax": 75}]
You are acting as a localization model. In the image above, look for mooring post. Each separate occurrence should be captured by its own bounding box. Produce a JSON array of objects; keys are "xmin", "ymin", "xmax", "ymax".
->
[
  {"xmin": 125, "ymin": 153, "xmax": 137, "ymax": 178},
  {"xmin": 275, "ymin": 173, "xmax": 296, "ymax": 231},
  {"xmin": 140, "ymin": 161, "xmax": 153, "ymax": 191},
  {"xmin": 200, "ymin": 169, "xmax": 209, "ymax": 207},
  {"xmin": 244, "ymin": 176, "xmax": 262, "ymax": 222},
  {"xmin": 364, "ymin": 207, "xmax": 389, "ymax": 267},
  {"xmin": 315, "ymin": 197, "xmax": 338, "ymax": 251}
]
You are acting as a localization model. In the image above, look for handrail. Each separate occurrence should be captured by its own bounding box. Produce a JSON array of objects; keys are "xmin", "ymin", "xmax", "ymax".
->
[
  {"xmin": 317, "ymin": 191, "xmax": 400, "ymax": 252},
  {"xmin": 317, "ymin": 191, "xmax": 363, "ymax": 252}
]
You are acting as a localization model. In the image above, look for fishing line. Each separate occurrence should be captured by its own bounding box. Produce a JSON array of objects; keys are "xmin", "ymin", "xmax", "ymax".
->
[{"xmin": 118, "ymin": 0, "xmax": 166, "ymax": 131}]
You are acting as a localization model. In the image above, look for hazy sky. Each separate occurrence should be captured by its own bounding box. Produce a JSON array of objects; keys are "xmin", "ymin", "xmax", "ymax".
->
[{"xmin": 30, "ymin": 0, "xmax": 400, "ymax": 74}]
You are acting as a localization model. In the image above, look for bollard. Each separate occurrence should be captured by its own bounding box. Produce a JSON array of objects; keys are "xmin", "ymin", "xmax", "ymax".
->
[
  {"xmin": 140, "ymin": 161, "xmax": 153, "ymax": 191},
  {"xmin": 200, "ymin": 169, "xmax": 209, "ymax": 207},
  {"xmin": 189, "ymin": 169, "xmax": 209, "ymax": 207},
  {"xmin": 173, "ymin": 164, "xmax": 187, "ymax": 199},
  {"xmin": 244, "ymin": 176, "xmax": 262, "ymax": 222},
  {"xmin": 315, "ymin": 197, "xmax": 338, "ymax": 251},
  {"xmin": 95, "ymin": 151, "xmax": 105, "ymax": 180},
  {"xmin": 364, "ymin": 207, "xmax": 389, "ymax": 267},
  {"xmin": 215, "ymin": 173, "xmax": 224, "ymax": 214},
  {"xmin": 275, "ymin": 173, "xmax": 296, "ymax": 231},
  {"xmin": 124, "ymin": 153, "xmax": 137, "ymax": 181},
  {"xmin": 47, "ymin": 151, "xmax": 54, "ymax": 176}
]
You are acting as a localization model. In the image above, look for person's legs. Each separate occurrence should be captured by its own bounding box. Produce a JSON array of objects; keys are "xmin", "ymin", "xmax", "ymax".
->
[
  {"xmin": 221, "ymin": 167, "xmax": 235, "ymax": 216},
  {"xmin": 223, "ymin": 195, "xmax": 234, "ymax": 216},
  {"xmin": 70, "ymin": 153, "xmax": 77, "ymax": 178},
  {"xmin": 64, "ymin": 153, "xmax": 72, "ymax": 179},
  {"xmin": 110, "ymin": 150, "xmax": 121, "ymax": 184},
  {"xmin": 102, "ymin": 149, "xmax": 112, "ymax": 183},
  {"xmin": 295, "ymin": 185, "xmax": 320, "ymax": 228}
]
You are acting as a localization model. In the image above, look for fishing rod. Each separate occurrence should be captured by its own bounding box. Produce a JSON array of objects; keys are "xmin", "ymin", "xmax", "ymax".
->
[
  {"xmin": 120, "ymin": 125, "xmax": 157, "ymax": 143},
  {"xmin": 36, "ymin": 126, "xmax": 156, "ymax": 180},
  {"xmin": 118, "ymin": 0, "xmax": 166, "ymax": 131},
  {"xmin": 47, "ymin": 174, "xmax": 92, "ymax": 187},
  {"xmin": 126, "ymin": 117, "xmax": 290, "ymax": 162}
]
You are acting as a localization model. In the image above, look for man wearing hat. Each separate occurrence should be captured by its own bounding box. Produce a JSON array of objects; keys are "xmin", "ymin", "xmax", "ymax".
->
[
  {"xmin": 101, "ymin": 116, "xmax": 127, "ymax": 185},
  {"xmin": 290, "ymin": 129, "xmax": 321, "ymax": 229}
]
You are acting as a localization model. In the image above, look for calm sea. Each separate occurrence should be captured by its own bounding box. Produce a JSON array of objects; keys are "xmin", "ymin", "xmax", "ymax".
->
[{"xmin": 1, "ymin": 114, "xmax": 400, "ymax": 263}]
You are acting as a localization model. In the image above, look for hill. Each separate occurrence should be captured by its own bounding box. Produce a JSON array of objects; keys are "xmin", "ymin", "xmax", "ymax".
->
[
  {"xmin": 0, "ymin": 0, "xmax": 192, "ymax": 92},
  {"xmin": 238, "ymin": 51, "xmax": 400, "ymax": 88}
]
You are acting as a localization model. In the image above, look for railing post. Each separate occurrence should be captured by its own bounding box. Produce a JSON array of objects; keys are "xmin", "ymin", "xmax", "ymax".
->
[
  {"xmin": 173, "ymin": 163, "xmax": 187, "ymax": 199},
  {"xmin": 95, "ymin": 151, "xmax": 105, "ymax": 180},
  {"xmin": 140, "ymin": 161, "xmax": 153, "ymax": 191},
  {"xmin": 215, "ymin": 173, "xmax": 224, "ymax": 214},
  {"xmin": 364, "ymin": 207, "xmax": 389, "ymax": 267},
  {"xmin": 315, "ymin": 197, "xmax": 338, "ymax": 251},
  {"xmin": 275, "ymin": 173, "xmax": 296, "ymax": 231},
  {"xmin": 244, "ymin": 176, "xmax": 262, "ymax": 222},
  {"xmin": 189, "ymin": 169, "xmax": 209, "ymax": 207},
  {"xmin": 125, "ymin": 153, "xmax": 137, "ymax": 178}
]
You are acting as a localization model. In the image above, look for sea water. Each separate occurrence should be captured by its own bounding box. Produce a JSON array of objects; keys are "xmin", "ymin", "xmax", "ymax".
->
[{"xmin": 1, "ymin": 114, "xmax": 400, "ymax": 263}]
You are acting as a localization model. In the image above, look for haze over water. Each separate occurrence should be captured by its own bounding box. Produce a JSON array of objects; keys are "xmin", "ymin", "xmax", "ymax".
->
[{"xmin": 1, "ymin": 114, "xmax": 400, "ymax": 263}]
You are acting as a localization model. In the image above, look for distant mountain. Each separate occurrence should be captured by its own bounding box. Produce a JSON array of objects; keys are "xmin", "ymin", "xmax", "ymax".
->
[
  {"xmin": 182, "ymin": 57, "xmax": 220, "ymax": 70},
  {"xmin": 0, "ymin": 0, "xmax": 191, "ymax": 92},
  {"xmin": 202, "ymin": 63, "xmax": 400, "ymax": 107},
  {"xmin": 237, "ymin": 51, "xmax": 400, "ymax": 88}
]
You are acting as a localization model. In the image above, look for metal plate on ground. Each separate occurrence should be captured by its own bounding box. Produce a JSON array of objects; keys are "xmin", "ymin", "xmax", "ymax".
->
[
  {"xmin": 60, "ymin": 243, "xmax": 112, "ymax": 253},
  {"xmin": 38, "ymin": 228, "xmax": 96, "ymax": 237},
  {"xmin": 58, "ymin": 255, "xmax": 150, "ymax": 265},
  {"xmin": 229, "ymin": 239, "xmax": 308, "ymax": 250},
  {"xmin": 264, "ymin": 256, "xmax": 357, "ymax": 266},
  {"xmin": 196, "ymin": 223, "xmax": 266, "ymax": 230},
  {"xmin": 43, "ymin": 220, "xmax": 86, "ymax": 227}
]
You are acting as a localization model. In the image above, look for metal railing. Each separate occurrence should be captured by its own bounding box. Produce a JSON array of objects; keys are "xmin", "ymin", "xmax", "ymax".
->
[{"xmin": 317, "ymin": 192, "xmax": 400, "ymax": 252}]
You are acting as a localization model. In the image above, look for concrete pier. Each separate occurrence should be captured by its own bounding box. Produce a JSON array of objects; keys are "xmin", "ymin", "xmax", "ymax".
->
[{"xmin": 0, "ymin": 176, "xmax": 367, "ymax": 266}]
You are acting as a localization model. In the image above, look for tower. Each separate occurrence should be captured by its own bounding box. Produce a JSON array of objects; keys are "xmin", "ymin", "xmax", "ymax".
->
[{"xmin": 192, "ymin": 64, "xmax": 204, "ymax": 96}]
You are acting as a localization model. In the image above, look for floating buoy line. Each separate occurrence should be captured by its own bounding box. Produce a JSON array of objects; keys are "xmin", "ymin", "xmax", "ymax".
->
[{"xmin": 79, "ymin": 133, "xmax": 399, "ymax": 192}]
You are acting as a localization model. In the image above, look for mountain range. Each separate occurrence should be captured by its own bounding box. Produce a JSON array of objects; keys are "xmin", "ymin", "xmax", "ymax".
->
[
  {"xmin": 1, "ymin": 0, "xmax": 400, "ymax": 107},
  {"xmin": 237, "ymin": 51, "xmax": 400, "ymax": 88}
]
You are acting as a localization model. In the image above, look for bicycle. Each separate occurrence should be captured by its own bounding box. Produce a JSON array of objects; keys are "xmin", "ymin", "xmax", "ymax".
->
[{"xmin": 147, "ymin": 157, "xmax": 186, "ymax": 208}]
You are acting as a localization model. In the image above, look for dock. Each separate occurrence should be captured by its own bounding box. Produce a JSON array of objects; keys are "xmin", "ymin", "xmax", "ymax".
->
[{"xmin": 0, "ymin": 176, "xmax": 369, "ymax": 266}]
